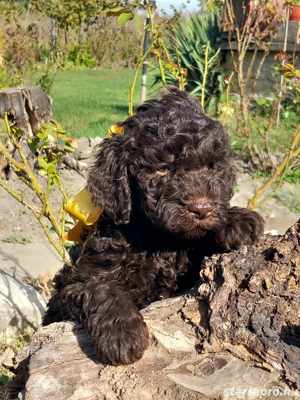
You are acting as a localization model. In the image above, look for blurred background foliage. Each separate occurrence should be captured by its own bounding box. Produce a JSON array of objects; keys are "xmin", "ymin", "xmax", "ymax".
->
[{"xmin": 0, "ymin": 0, "xmax": 299, "ymax": 188}]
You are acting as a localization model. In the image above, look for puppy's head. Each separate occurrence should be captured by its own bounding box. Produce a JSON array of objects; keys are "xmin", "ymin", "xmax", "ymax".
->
[{"xmin": 88, "ymin": 88, "xmax": 236, "ymax": 239}]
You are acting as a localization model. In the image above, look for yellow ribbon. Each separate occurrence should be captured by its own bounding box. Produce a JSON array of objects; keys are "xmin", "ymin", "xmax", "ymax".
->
[{"xmin": 64, "ymin": 123, "xmax": 124, "ymax": 243}]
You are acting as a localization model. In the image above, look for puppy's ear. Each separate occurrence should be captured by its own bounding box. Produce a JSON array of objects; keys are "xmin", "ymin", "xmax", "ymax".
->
[{"xmin": 87, "ymin": 136, "xmax": 131, "ymax": 225}]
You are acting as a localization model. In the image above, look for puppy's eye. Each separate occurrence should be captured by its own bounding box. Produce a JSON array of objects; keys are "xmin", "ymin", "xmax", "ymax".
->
[{"xmin": 208, "ymin": 162, "xmax": 214, "ymax": 169}]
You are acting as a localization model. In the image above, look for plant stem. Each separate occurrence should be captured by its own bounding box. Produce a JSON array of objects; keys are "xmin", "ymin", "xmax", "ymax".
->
[
  {"xmin": 248, "ymin": 127, "xmax": 300, "ymax": 209},
  {"xmin": 0, "ymin": 116, "xmax": 69, "ymax": 263},
  {"xmin": 201, "ymin": 45, "xmax": 209, "ymax": 110},
  {"xmin": 0, "ymin": 177, "xmax": 69, "ymax": 262}
]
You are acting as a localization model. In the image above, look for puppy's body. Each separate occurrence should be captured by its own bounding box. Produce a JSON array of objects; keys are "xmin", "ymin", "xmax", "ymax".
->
[{"xmin": 44, "ymin": 89, "xmax": 264, "ymax": 365}]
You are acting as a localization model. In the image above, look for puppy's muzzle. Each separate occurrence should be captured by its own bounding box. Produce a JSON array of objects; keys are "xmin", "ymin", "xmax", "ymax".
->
[{"xmin": 183, "ymin": 198, "xmax": 215, "ymax": 220}]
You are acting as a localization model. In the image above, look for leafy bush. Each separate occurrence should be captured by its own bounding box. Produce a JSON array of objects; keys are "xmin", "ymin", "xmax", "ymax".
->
[
  {"xmin": 156, "ymin": 13, "xmax": 222, "ymax": 108},
  {"xmin": 252, "ymin": 95, "xmax": 275, "ymax": 117},
  {"xmin": 68, "ymin": 44, "xmax": 96, "ymax": 68},
  {"xmin": 4, "ymin": 24, "xmax": 37, "ymax": 73},
  {"xmin": 34, "ymin": 64, "xmax": 58, "ymax": 94},
  {"xmin": 88, "ymin": 17, "xmax": 142, "ymax": 67},
  {"xmin": 283, "ymin": 167, "xmax": 300, "ymax": 184},
  {"xmin": 0, "ymin": 67, "xmax": 22, "ymax": 89},
  {"xmin": 0, "ymin": 7, "xmax": 143, "ymax": 81}
]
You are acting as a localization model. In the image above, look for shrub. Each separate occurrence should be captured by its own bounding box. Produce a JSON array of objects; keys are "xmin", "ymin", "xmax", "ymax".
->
[
  {"xmin": 4, "ymin": 24, "xmax": 37, "ymax": 73},
  {"xmin": 34, "ymin": 64, "xmax": 58, "ymax": 94},
  {"xmin": 155, "ymin": 13, "xmax": 222, "ymax": 109},
  {"xmin": 67, "ymin": 43, "xmax": 96, "ymax": 68},
  {"xmin": 0, "ymin": 66, "xmax": 22, "ymax": 89},
  {"xmin": 88, "ymin": 16, "xmax": 142, "ymax": 67}
]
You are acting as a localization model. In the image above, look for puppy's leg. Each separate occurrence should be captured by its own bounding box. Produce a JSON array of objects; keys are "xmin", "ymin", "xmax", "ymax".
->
[
  {"xmin": 215, "ymin": 206, "xmax": 264, "ymax": 250},
  {"xmin": 43, "ymin": 265, "xmax": 83, "ymax": 325},
  {"xmin": 62, "ymin": 280, "xmax": 149, "ymax": 365},
  {"xmin": 43, "ymin": 293, "xmax": 64, "ymax": 325}
]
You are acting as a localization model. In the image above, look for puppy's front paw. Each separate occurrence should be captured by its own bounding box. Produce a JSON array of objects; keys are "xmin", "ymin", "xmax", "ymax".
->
[
  {"xmin": 216, "ymin": 206, "xmax": 264, "ymax": 250},
  {"xmin": 87, "ymin": 307, "xmax": 149, "ymax": 365}
]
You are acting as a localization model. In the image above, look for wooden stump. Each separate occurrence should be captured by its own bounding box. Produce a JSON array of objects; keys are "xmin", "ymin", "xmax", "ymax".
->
[
  {"xmin": 0, "ymin": 86, "xmax": 52, "ymax": 179},
  {"xmin": 0, "ymin": 86, "xmax": 88, "ymax": 178},
  {"xmin": 0, "ymin": 87, "xmax": 52, "ymax": 137}
]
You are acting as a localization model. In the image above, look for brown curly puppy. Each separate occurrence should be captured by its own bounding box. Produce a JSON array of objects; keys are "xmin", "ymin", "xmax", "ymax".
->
[{"xmin": 44, "ymin": 88, "xmax": 264, "ymax": 366}]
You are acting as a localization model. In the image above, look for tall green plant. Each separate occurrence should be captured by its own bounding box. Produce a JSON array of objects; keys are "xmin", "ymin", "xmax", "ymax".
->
[{"xmin": 155, "ymin": 13, "xmax": 222, "ymax": 110}]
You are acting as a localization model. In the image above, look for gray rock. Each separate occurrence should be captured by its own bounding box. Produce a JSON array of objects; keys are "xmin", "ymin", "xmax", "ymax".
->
[
  {"xmin": 144, "ymin": 296, "xmax": 201, "ymax": 353},
  {"xmin": 0, "ymin": 271, "xmax": 46, "ymax": 338},
  {"xmin": 165, "ymin": 354, "xmax": 283, "ymax": 398}
]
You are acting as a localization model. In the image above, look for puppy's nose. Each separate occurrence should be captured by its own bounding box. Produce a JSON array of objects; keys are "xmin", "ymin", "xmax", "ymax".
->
[{"xmin": 184, "ymin": 198, "xmax": 214, "ymax": 219}]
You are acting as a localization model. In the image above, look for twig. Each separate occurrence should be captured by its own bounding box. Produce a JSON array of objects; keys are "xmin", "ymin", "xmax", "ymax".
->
[
  {"xmin": 36, "ymin": 215, "xmax": 69, "ymax": 263},
  {"xmin": 0, "ymin": 116, "xmax": 69, "ymax": 262},
  {"xmin": 0, "ymin": 177, "xmax": 69, "ymax": 262},
  {"xmin": 201, "ymin": 46, "xmax": 209, "ymax": 110},
  {"xmin": 276, "ymin": 7, "xmax": 289, "ymax": 127},
  {"xmin": 0, "ymin": 178, "xmax": 40, "ymax": 215}
]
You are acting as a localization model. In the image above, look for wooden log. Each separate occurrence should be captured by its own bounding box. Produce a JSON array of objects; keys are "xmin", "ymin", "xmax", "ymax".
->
[
  {"xmin": 7, "ymin": 297, "xmax": 288, "ymax": 400},
  {"xmin": 199, "ymin": 219, "xmax": 300, "ymax": 389},
  {"xmin": 8, "ymin": 217, "xmax": 300, "ymax": 400}
]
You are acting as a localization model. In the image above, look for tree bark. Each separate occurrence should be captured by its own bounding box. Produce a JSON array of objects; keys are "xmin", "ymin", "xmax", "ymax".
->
[
  {"xmin": 0, "ymin": 86, "xmax": 52, "ymax": 179},
  {"xmin": 0, "ymin": 86, "xmax": 87, "ymax": 178},
  {"xmin": 198, "ymin": 219, "xmax": 300, "ymax": 389},
  {"xmin": 6, "ymin": 220, "xmax": 300, "ymax": 400},
  {"xmin": 0, "ymin": 86, "xmax": 52, "ymax": 137}
]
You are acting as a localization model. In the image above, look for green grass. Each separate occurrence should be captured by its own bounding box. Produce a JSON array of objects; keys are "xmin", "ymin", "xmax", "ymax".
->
[{"xmin": 50, "ymin": 68, "xmax": 157, "ymax": 138}]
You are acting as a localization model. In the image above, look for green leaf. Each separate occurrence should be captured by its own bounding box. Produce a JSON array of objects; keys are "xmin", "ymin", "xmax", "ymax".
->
[
  {"xmin": 117, "ymin": 11, "xmax": 133, "ymax": 25},
  {"xmin": 37, "ymin": 156, "xmax": 49, "ymax": 170}
]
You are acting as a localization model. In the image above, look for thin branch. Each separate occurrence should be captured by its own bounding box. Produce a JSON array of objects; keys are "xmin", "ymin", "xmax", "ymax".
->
[
  {"xmin": 0, "ymin": 116, "xmax": 69, "ymax": 263},
  {"xmin": 248, "ymin": 127, "xmax": 300, "ymax": 209},
  {"xmin": 201, "ymin": 45, "xmax": 209, "ymax": 110},
  {"xmin": 0, "ymin": 177, "xmax": 69, "ymax": 262},
  {"xmin": 0, "ymin": 178, "xmax": 40, "ymax": 215},
  {"xmin": 36, "ymin": 216, "xmax": 69, "ymax": 263}
]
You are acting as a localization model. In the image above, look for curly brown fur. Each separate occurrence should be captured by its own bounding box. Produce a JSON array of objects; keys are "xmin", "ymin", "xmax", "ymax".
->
[{"xmin": 44, "ymin": 88, "xmax": 264, "ymax": 365}]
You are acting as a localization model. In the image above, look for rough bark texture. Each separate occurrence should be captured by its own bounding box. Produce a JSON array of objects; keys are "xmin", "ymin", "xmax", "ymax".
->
[
  {"xmin": 0, "ymin": 87, "xmax": 52, "ymax": 136},
  {"xmin": 6, "ymin": 220, "xmax": 300, "ymax": 400},
  {"xmin": 0, "ymin": 86, "xmax": 52, "ymax": 179},
  {"xmin": 7, "ymin": 297, "xmax": 288, "ymax": 400},
  {"xmin": 0, "ymin": 86, "xmax": 89, "ymax": 178},
  {"xmin": 199, "ymin": 220, "xmax": 300, "ymax": 389}
]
